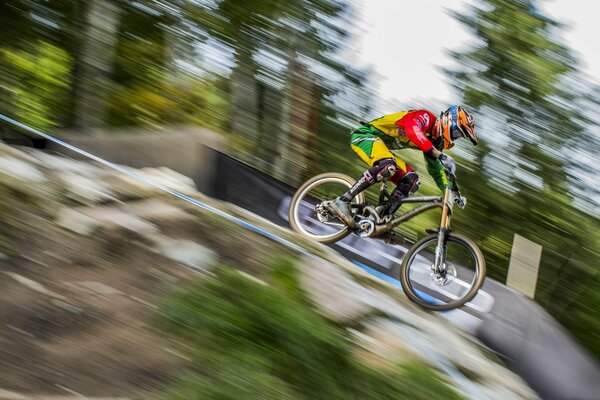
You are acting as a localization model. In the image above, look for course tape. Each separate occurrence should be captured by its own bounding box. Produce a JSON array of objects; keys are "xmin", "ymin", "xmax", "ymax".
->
[{"xmin": 0, "ymin": 114, "xmax": 308, "ymax": 255}]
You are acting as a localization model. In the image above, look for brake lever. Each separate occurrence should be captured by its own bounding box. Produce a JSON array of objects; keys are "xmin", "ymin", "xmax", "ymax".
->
[{"xmin": 445, "ymin": 169, "xmax": 460, "ymax": 194}]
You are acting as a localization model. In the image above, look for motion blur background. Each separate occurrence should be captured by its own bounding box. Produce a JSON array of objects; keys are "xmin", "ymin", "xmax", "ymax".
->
[{"xmin": 1, "ymin": 0, "xmax": 599, "ymax": 365}]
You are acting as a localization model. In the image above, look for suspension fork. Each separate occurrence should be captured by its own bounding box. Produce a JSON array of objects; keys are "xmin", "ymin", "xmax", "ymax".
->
[{"xmin": 433, "ymin": 189, "xmax": 452, "ymax": 273}]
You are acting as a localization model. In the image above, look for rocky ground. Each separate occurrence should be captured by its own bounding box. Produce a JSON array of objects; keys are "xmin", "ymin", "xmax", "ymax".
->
[{"xmin": 0, "ymin": 142, "xmax": 538, "ymax": 399}]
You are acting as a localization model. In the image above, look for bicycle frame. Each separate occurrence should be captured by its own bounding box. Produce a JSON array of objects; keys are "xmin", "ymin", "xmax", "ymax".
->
[
  {"xmin": 362, "ymin": 182, "xmax": 458, "ymax": 274},
  {"xmin": 364, "ymin": 188, "xmax": 454, "ymax": 237}
]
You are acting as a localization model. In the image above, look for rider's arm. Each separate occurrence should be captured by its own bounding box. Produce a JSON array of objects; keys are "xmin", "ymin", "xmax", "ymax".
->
[
  {"xmin": 424, "ymin": 152, "xmax": 451, "ymax": 192},
  {"xmin": 395, "ymin": 110, "xmax": 436, "ymax": 152}
]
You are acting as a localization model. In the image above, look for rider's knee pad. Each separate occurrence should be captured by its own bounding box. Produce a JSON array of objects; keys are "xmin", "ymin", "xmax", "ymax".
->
[
  {"xmin": 395, "ymin": 172, "xmax": 420, "ymax": 196},
  {"xmin": 368, "ymin": 158, "xmax": 397, "ymax": 182}
]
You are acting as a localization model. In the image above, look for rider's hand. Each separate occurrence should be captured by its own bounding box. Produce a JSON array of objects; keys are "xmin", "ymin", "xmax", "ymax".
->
[
  {"xmin": 438, "ymin": 153, "xmax": 456, "ymax": 175},
  {"xmin": 454, "ymin": 195, "xmax": 467, "ymax": 209}
]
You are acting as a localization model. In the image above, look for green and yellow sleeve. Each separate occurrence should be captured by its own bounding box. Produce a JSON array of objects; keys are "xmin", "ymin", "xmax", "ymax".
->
[{"xmin": 424, "ymin": 153, "xmax": 451, "ymax": 192}]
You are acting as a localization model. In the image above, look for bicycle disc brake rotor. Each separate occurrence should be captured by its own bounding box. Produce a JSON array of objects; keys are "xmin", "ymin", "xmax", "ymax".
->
[{"xmin": 430, "ymin": 263, "xmax": 457, "ymax": 286}]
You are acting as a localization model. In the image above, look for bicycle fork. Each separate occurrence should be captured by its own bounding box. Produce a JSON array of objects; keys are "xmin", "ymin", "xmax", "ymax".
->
[
  {"xmin": 433, "ymin": 189, "xmax": 453, "ymax": 274},
  {"xmin": 433, "ymin": 228, "xmax": 449, "ymax": 274}
]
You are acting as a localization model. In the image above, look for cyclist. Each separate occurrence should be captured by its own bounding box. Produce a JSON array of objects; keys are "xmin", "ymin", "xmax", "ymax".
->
[{"xmin": 328, "ymin": 105, "xmax": 477, "ymax": 228}]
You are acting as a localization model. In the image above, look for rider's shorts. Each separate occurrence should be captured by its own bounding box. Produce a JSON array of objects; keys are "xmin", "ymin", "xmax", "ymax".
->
[{"xmin": 350, "ymin": 125, "xmax": 412, "ymax": 182}]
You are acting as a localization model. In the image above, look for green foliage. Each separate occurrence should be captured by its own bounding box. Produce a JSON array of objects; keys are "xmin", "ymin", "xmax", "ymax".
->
[
  {"xmin": 0, "ymin": 41, "xmax": 72, "ymax": 130},
  {"xmin": 159, "ymin": 260, "xmax": 463, "ymax": 399},
  {"xmin": 0, "ymin": 0, "xmax": 371, "ymax": 186}
]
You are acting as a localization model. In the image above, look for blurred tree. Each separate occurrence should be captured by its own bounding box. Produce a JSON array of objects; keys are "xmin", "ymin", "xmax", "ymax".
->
[
  {"xmin": 0, "ymin": 0, "xmax": 371, "ymax": 153},
  {"xmin": 448, "ymin": 0, "xmax": 584, "ymax": 194},
  {"xmin": 183, "ymin": 0, "xmax": 284, "ymax": 141},
  {"xmin": 184, "ymin": 0, "xmax": 373, "ymax": 184},
  {"xmin": 68, "ymin": 0, "xmax": 120, "ymax": 128},
  {"xmin": 447, "ymin": 0, "xmax": 600, "ymax": 358},
  {"xmin": 262, "ymin": 0, "xmax": 352, "ymax": 184},
  {"xmin": 0, "ymin": 1, "xmax": 74, "ymax": 50},
  {"xmin": 107, "ymin": 1, "xmax": 173, "ymax": 127}
]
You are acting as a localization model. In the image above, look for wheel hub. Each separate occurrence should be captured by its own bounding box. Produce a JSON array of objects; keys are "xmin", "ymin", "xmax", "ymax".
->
[{"xmin": 430, "ymin": 263, "xmax": 457, "ymax": 286}]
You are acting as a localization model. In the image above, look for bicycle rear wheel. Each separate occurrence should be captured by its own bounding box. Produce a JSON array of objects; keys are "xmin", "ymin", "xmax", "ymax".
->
[
  {"xmin": 399, "ymin": 233, "xmax": 485, "ymax": 311},
  {"xmin": 288, "ymin": 172, "xmax": 365, "ymax": 244}
]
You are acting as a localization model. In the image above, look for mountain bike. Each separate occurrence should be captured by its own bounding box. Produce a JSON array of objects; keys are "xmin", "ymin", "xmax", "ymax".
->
[{"xmin": 288, "ymin": 169, "xmax": 486, "ymax": 311}]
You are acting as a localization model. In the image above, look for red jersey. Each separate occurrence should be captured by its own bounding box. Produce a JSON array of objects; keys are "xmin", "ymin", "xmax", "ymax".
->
[{"xmin": 368, "ymin": 109, "xmax": 438, "ymax": 152}]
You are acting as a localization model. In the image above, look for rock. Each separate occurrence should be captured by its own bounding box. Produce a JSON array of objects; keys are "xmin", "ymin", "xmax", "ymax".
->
[
  {"xmin": 140, "ymin": 166, "xmax": 197, "ymax": 192},
  {"xmin": 56, "ymin": 208, "xmax": 101, "ymax": 235},
  {"xmin": 0, "ymin": 142, "xmax": 39, "ymax": 163},
  {"xmin": 154, "ymin": 237, "xmax": 216, "ymax": 272},
  {"xmin": 102, "ymin": 166, "xmax": 198, "ymax": 201},
  {"xmin": 301, "ymin": 256, "xmax": 537, "ymax": 399},
  {"xmin": 103, "ymin": 173, "xmax": 164, "ymax": 200},
  {"xmin": 87, "ymin": 206, "xmax": 156, "ymax": 234},
  {"xmin": 57, "ymin": 171, "xmax": 117, "ymax": 205},
  {"xmin": 122, "ymin": 199, "xmax": 194, "ymax": 222},
  {"xmin": 57, "ymin": 205, "xmax": 159, "ymax": 236},
  {"xmin": 301, "ymin": 256, "xmax": 434, "ymax": 325},
  {"xmin": 0, "ymin": 156, "xmax": 47, "ymax": 185},
  {"xmin": 2, "ymin": 271, "xmax": 66, "ymax": 301},
  {"xmin": 29, "ymin": 151, "xmax": 104, "ymax": 177}
]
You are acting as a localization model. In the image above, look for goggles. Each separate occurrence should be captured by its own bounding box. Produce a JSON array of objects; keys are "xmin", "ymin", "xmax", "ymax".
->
[{"xmin": 450, "ymin": 126, "xmax": 463, "ymax": 141}]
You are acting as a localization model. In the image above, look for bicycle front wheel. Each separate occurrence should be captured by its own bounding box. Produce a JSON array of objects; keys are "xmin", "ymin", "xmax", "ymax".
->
[{"xmin": 399, "ymin": 233, "xmax": 485, "ymax": 311}]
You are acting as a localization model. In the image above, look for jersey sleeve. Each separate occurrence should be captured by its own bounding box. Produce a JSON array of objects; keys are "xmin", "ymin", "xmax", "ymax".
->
[
  {"xmin": 395, "ymin": 110, "xmax": 435, "ymax": 152},
  {"xmin": 424, "ymin": 153, "xmax": 451, "ymax": 192}
]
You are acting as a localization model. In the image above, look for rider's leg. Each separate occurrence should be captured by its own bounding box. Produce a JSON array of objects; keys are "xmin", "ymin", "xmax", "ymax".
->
[
  {"xmin": 329, "ymin": 158, "xmax": 397, "ymax": 227},
  {"xmin": 341, "ymin": 158, "xmax": 397, "ymax": 201},
  {"xmin": 347, "ymin": 128, "xmax": 400, "ymax": 200},
  {"xmin": 328, "ymin": 127, "xmax": 398, "ymax": 227},
  {"xmin": 384, "ymin": 170, "xmax": 420, "ymax": 215}
]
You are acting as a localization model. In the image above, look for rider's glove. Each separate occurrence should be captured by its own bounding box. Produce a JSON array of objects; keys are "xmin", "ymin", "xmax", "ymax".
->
[
  {"xmin": 454, "ymin": 195, "xmax": 467, "ymax": 209},
  {"xmin": 438, "ymin": 153, "xmax": 456, "ymax": 175}
]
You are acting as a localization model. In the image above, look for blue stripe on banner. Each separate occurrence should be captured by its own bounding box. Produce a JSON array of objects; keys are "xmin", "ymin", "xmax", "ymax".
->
[{"xmin": 0, "ymin": 114, "xmax": 308, "ymax": 255}]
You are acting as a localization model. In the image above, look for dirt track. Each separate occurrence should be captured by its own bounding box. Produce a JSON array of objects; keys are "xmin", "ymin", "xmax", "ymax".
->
[{"xmin": 0, "ymin": 182, "xmax": 307, "ymax": 398}]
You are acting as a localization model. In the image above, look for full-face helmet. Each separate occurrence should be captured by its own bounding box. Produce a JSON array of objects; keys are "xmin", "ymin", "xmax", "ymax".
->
[{"xmin": 439, "ymin": 105, "xmax": 477, "ymax": 147}]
